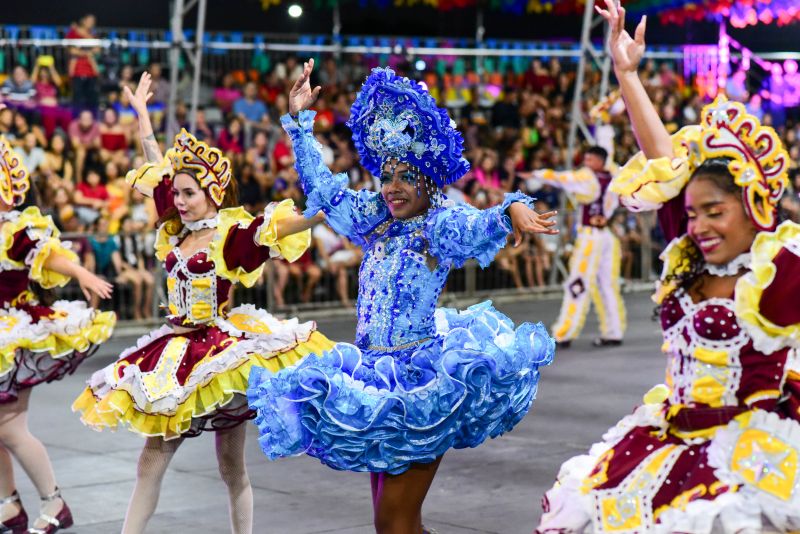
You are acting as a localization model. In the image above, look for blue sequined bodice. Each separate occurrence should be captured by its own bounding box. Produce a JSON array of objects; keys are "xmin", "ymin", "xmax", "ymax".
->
[
  {"xmin": 355, "ymin": 214, "xmax": 449, "ymax": 349},
  {"xmin": 281, "ymin": 110, "xmax": 536, "ymax": 350}
]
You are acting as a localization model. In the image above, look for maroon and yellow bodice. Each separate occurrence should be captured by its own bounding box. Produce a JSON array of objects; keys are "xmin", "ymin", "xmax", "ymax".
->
[
  {"xmin": 152, "ymin": 203, "xmax": 312, "ymax": 328},
  {"xmin": 164, "ymin": 247, "xmax": 234, "ymax": 327},
  {"xmin": 660, "ymin": 292, "xmax": 791, "ymax": 413}
]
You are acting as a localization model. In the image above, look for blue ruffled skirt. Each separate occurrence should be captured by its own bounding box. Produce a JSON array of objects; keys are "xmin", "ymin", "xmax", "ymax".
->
[{"xmin": 246, "ymin": 301, "xmax": 555, "ymax": 474}]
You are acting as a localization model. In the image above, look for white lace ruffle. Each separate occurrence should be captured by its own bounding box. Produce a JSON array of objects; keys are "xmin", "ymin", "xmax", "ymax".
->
[
  {"xmin": 704, "ymin": 252, "xmax": 752, "ymax": 277},
  {"xmin": 1, "ymin": 300, "xmax": 102, "ymax": 358},
  {"xmin": 88, "ymin": 307, "xmax": 318, "ymax": 415},
  {"xmin": 183, "ymin": 216, "xmax": 219, "ymax": 232}
]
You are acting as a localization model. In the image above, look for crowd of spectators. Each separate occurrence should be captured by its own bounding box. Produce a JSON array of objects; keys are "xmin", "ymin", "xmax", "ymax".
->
[{"xmin": 4, "ymin": 18, "xmax": 800, "ymax": 317}]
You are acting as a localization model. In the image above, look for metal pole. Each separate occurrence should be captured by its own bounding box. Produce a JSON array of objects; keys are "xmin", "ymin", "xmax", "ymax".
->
[
  {"xmin": 476, "ymin": 8, "xmax": 485, "ymax": 75},
  {"xmin": 566, "ymin": 0, "xmax": 596, "ymax": 169},
  {"xmin": 597, "ymin": 15, "xmax": 612, "ymax": 105},
  {"xmin": 333, "ymin": 1, "xmax": 342, "ymax": 43},
  {"xmin": 167, "ymin": 0, "xmax": 184, "ymax": 140},
  {"xmin": 189, "ymin": 0, "xmax": 208, "ymax": 131}
]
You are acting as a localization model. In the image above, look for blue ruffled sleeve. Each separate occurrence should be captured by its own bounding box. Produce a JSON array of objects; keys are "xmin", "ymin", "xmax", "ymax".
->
[
  {"xmin": 281, "ymin": 111, "xmax": 389, "ymax": 246},
  {"xmin": 424, "ymin": 191, "xmax": 535, "ymax": 269}
]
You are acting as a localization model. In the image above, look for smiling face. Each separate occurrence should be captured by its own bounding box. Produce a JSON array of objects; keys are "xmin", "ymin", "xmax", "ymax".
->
[
  {"xmin": 380, "ymin": 160, "xmax": 431, "ymax": 220},
  {"xmin": 685, "ymin": 176, "xmax": 757, "ymax": 266},
  {"xmin": 172, "ymin": 172, "xmax": 217, "ymax": 223}
]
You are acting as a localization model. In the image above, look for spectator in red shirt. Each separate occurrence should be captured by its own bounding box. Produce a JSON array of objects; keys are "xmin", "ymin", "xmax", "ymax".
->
[
  {"xmin": 74, "ymin": 167, "xmax": 109, "ymax": 225},
  {"xmin": 99, "ymin": 107, "xmax": 130, "ymax": 166},
  {"xmin": 68, "ymin": 109, "xmax": 101, "ymax": 182},
  {"xmin": 66, "ymin": 14, "xmax": 100, "ymax": 110},
  {"xmin": 272, "ymin": 130, "xmax": 293, "ymax": 173}
]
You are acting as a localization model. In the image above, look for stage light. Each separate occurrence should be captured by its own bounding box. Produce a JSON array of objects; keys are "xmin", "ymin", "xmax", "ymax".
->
[
  {"xmin": 415, "ymin": 60, "xmax": 426, "ymax": 71},
  {"xmin": 288, "ymin": 4, "xmax": 303, "ymax": 18}
]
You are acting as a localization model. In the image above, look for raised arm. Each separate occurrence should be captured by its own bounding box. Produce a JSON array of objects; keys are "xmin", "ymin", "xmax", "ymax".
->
[
  {"xmin": 597, "ymin": 0, "xmax": 672, "ymax": 159},
  {"xmin": 125, "ymin": 71, "xmax": 163, "ymax": 164},
  {"xmin": 283, "ymin": 59, "xmax": 388, "ymax": 245},
  {"xmin": 425, "ymin": 192, "xmax": 558, "ymax": 268},
  {"xmin": 123, "ymin": 72, "xmax": 175, "ymax": 218}
]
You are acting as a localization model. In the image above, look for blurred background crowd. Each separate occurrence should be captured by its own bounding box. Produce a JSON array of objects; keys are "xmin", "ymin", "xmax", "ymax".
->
[{"xmin": 4, "ymin": 13, "xmax": 800, "ymax": 320}]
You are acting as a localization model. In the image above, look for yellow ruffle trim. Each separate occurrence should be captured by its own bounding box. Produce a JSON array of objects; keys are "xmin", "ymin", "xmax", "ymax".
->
[
  {"xmin": 610, "ymin": 126, "xmax": 701, "ymax": 212},
  {"xmin": 653, "ymin": 235, "xmax": 696, "ymax": 305},
  {"xmin": 208, "ymin": 202, "xmax": 310, "ymax": 288},
  {"xmin": 0, "ymin": 206, "xmax": 75, "ymax": 288},
  {"xmin": 72, "ymin": 330, "xmax": 334, "ymax": 440},
  {"xmin": 124, "ymin": 157, "xmax": 173, "ymax": 198},
  {"xmin": 735, "ymin": 220, "xmax": 800, "ymax": 352},
  {"xmin": 255, "ymin": 199, "xmax": 311, "ymax": 263},
  {"xmin": 208, "ymin": 206, "xmax": 264, "ymax": 288},
  {"xmin": 26, "ymin": 310, "xmax": 116, "ymax": 358},
  {"xmin": 153, "ymin": 223, "xmax": 173, "ymax": 262},
  {"xmin": 0, "ymin": 345, "xmax": 16, "ymax": 377},
  {"xmin": 28, "ymin": 238, "xmax": 78, "ymax": 289}
]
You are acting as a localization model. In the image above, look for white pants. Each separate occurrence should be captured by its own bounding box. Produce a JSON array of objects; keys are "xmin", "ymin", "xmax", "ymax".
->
[{"xmin": 552, "ymin": 227, "xmax": 626, "ymax": 342}]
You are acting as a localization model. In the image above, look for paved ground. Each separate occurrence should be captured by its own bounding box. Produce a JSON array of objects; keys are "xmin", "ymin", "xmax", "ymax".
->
[{"xmin": 15, "ymin": 292, "xmax": 665, "ymax": 533}]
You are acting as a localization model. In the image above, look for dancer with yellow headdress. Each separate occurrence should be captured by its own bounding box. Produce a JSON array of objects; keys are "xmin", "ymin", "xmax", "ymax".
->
[
  {"xmin": 72, "ymin": 72, "xmax": 334, "ymax": 534},
  {"xmin": 0, "ymin": 135, "xmax": 115, "ymax": 533},
  {"xmin": 536, "ymin": 2, "xmax": 800, "ymax": 532}
]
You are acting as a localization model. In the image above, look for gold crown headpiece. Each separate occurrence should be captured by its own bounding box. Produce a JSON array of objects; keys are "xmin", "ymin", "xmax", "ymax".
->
[
  {"xmin": 166, "ymin": 129, "xmax": 232, "ymax": 207},
  {"xmin": 689, "ymin": 96, "xmax": 789, "ymax": 231},
  {"xmin": 0, "ymin": 137, "xmax": 31, "ymax": 207}
]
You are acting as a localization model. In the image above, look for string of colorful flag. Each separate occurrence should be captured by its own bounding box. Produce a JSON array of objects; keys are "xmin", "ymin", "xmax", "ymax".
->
[{"xmin": 261, "ymin": 0, "xmax": 800, "ymax": 27}]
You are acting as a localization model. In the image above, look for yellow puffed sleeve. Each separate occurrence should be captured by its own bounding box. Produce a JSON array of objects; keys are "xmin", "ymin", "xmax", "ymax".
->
[
  {"xmin": 610, "ymin": 126, "xmax": 701, "ymax": 212},
  {"xmin": 735, "ymin": 221, "xmax": 800, "ymax": 355},
  {"xmin": 207, "ymin": 207, "xmax": 263, "ymax": 288},
  {"xmin": 255, "ymin": 199, "xmax": 311, "ymax": 263},
  {"xmin": 124, "ymin": 153, "xmax": 175, "ymax": 198},
  {"xmin": 153, "ymin": 223, "xmax": 176, "ymax": 262},
  {"xmin": 0, "ymin": 206, "xmax": 77, "ymax": 288}
]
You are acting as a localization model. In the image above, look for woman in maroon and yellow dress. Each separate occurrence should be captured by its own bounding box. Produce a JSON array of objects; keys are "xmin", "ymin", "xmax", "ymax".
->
[
  {"xmin": 72, "ymin": 73, "xmax": 334, "ymax": 534},
  {"xmin": 536, "ymin": 2, "xmax": 800, "ymax": 532},
  {"xmin": 0, "ymin": 137, "xmax": 115, "ymax": 534}
]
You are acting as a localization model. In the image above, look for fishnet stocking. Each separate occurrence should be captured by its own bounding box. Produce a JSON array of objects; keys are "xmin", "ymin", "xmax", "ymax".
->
[
  {"xmin": 122, "ymin": 436, "xmax": 184, "ymax": 534},
  {"xmin": 215, "ymin": 423, "xmax": 253, "ymax": 534}
]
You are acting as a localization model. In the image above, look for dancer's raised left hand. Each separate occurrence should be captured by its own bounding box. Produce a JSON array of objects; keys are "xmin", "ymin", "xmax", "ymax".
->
[
  {"xmin": 509, "ymin": 204, "xmax": 558, "ymax": 247},
  {"xmin": 596, "ymin": 0, "xmax": 647, "ymax": 76},
  {"xmin": 289, "ymin": 58, "xmax": 322, "ymax": 115}
]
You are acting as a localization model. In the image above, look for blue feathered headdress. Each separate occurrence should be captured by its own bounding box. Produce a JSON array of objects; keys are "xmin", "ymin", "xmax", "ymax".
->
[{"xmin": 347, "ymin": 68, "xmax": 470, "ymax": 188}]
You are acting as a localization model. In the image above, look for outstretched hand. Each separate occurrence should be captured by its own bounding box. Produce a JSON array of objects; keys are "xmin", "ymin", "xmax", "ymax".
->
[
  {"xmin": 289, "ymin": 58, "xmax": 322, "ymax": 115},
  {"xmin": 78, "ymin": 270, "xmax": 113, "ymax": 301},
  {"xmin": 596, "ymin": 0, "xmax": 647, "ymax": 75},
  {"xmin": 509, "ymin": 204, "xmax": 559, "ymax": 247},
  {"xmin": 124, "ymin": 71, "xmax": 154, "ymax": 115}
]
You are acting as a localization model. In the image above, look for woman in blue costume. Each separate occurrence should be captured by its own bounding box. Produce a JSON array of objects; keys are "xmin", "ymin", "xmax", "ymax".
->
[{"xmin": 247, "ymin": 59, "xmax": 557, "ymax": 533}]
